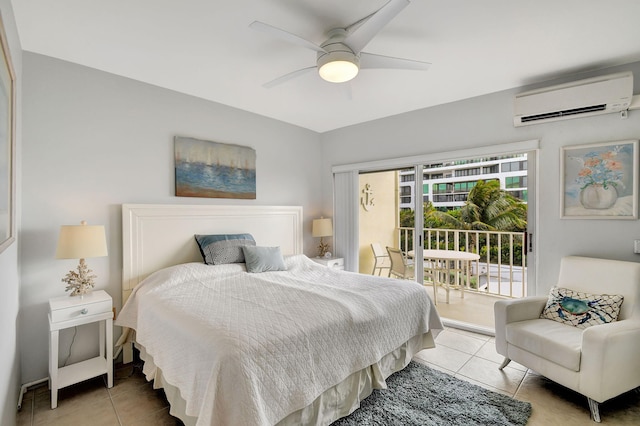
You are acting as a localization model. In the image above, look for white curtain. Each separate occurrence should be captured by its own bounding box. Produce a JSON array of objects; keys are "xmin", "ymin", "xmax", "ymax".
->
[{"xmin": 333, "ymin": 171, "xmax": 359, "ymax": 272}]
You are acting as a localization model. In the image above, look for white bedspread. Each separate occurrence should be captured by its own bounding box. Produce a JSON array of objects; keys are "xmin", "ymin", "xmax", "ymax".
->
[{"xmin": 116, "ymin": 254, "xmax": 442, "ymax": 426}]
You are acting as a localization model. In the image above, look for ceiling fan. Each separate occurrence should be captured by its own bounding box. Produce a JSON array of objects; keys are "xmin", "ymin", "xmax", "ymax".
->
[{"xmin": 250, "ymin": 0, "xmax": 430, "ymax": 88}]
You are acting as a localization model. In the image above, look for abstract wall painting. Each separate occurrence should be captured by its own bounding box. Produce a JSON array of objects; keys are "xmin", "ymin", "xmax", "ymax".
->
[
  {"xmin": 175, "ymin": 136, "xmax": 256, "ymax": 199},
  {"xmin": 561, "ymin": 140, "xmax": 638, "ymax": 219}
]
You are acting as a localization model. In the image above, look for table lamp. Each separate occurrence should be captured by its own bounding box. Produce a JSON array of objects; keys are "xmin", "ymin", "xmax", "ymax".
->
[
  {"xmin": 312, "ymin": 217, "xmax": 332, "ymax": 258},
  {"xmin": 55, "ymin": 220, "xmax": 108, "ymax": 297}
]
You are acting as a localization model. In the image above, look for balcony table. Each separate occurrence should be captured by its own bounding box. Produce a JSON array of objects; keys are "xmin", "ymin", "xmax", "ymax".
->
[{"xmin": 408, "ymin": 249, "xmax": 480, "ymax": 304}]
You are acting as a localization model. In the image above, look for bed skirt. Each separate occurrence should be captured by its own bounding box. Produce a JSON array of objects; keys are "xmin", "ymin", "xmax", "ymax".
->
[{"xmin": 137, "ymin": 331, "xmax": 436, "ymax": 426}]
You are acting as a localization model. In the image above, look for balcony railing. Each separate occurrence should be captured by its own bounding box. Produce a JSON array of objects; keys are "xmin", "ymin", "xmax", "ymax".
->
[{"xmin": 398, "ymin": 227, "xmax": 527, "ymax": 299}]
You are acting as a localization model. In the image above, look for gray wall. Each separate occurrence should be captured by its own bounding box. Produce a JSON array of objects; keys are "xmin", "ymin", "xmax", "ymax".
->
[
  {"xmin": 0, "ymin": 2, "xmax": 21, "ymax": 425},
  {"xmin": 321, "ymin": 62, "xmax": 640, "ymax": 295},
  {"xmin": 16, "ymin": 38, "xmax": 640, "ymax": 411},
  {"xmin": 20, "ymin": 52, "xmax": 323, "ymax": 383}
]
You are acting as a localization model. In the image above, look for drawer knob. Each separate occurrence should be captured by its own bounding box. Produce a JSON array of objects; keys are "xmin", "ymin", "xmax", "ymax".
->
[{"xmin": 80, "ymin": 308, "xmax": 88, "ymax": 315}]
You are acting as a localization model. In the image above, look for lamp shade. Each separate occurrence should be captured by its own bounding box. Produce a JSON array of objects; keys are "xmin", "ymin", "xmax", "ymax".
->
[
  {"xmin": 55, "ymin": 221, "xmax": 108, "ymax": 259},
  {"xmin": 312, "ymin": 218, "xmax": 333, "ymax": 238}
]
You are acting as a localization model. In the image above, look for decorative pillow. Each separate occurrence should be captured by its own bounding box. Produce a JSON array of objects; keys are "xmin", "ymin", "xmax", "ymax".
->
[
  {"xmin": 242, "ymin": 246, "xmax": 286, "ymax": 273},
  {"xmin": 540, "ymin": 287, "xmax": 624, "ymax": 329},
  {"xmin": 194, "ymin": 233, "xmax": 255, "ymax": 265}
]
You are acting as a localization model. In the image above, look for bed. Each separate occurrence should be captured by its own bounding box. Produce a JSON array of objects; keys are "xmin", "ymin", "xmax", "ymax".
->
[{"xmin": 115, "ymin": 204, "xmax": 443, "ymax": 426}]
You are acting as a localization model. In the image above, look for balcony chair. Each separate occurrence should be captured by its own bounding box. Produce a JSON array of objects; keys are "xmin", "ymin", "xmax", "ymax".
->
[
  {"xmin": 494, "ymin": 256, "xmax": 640, "ymax": 423},
  {"xmin": 386, "ymin": 247, "xmax": 415, "ymax": 280},
  {"xmin": 370, "ymin": 242, "xmax": 391, "ymax": 276}
]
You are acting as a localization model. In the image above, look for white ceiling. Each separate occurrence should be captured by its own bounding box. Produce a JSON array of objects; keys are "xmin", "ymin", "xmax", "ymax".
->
[{"xmin": 11, "ymin": 0, "xmax": 640, "ymax": 133}]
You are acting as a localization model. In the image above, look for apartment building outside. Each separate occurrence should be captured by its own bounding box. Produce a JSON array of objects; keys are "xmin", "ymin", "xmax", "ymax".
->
[{"xmin": 398, "ymin": 154, "xmax": 528, "ymax": 211}]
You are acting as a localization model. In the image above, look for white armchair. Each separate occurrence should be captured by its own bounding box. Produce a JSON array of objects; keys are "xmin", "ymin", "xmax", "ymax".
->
[{"xmin": 494, "ymin": 256, "xmax": 640, "ymax": 422}]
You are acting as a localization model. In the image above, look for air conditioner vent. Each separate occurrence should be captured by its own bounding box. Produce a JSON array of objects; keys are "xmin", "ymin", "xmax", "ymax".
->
[
  {"xmin": 520, "ymin": 104, "xmax": 607, "ymax": 123},
  {"xmin": 513, "ymin": 72, "xmax": 633, "ymax": 126}
]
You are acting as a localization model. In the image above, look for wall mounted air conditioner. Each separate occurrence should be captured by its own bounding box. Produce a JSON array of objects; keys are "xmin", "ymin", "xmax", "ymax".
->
[{"xmin": 513, "ymin": 71, "xmax": 633, "ymax": 126}]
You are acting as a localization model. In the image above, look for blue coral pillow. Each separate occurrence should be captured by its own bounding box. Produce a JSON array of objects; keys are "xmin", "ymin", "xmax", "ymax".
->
[
  {"xmin": 540, "ymin": 287, "xmax": 624, "ymax": 329},
  {"xmin": 194, "ymin": 233, "xmax": 256, "ymax": 265}
]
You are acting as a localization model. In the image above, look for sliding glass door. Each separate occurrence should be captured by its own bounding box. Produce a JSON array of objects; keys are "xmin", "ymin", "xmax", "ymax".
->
[
  {"xmin": 334, "ymin": 140, "xmax": 538, "ymax": 332},
  {"xmin": 357, "ymin": 168, "xmax": 425, "ymax": 283}
]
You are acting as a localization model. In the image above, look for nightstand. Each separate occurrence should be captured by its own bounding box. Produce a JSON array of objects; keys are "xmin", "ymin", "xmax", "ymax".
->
[
  {"xmin": 311, "ymin": 257, "xmax": 345, "ymax": 270},
  {"xmin": 48, "ymin": 290, "xmax": 113, "ymax": 409}
]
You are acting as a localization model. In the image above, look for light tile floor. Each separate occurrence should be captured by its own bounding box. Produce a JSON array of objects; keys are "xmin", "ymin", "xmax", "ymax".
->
[
  {"xmin": 414, "ymin": 328, "xmax": 640, "ymax": 425},
  {"xmin": 428, "ymin": 285, "xmax": 498, "ymax": 329},
  {"xmin": 17, "ymin": 328, "xmax": 640, "ymax": 425}
]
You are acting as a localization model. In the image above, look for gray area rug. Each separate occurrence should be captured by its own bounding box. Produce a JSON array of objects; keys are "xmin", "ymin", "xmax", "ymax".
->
[{"xmin": 332, "ymin": 361, "xmax": 532, "ymax": 426}]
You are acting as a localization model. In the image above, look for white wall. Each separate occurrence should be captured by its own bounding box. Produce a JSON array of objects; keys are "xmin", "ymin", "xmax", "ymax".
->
[
  {"xmin": 0, "ymin": 1, "xmax": 21, "ymax": 424},
  {"xmin": 20, "ymin": 52, "xmax": 323, "ymax": 383},
  {"xmin": 321, "ymin": 62, "xmax": 640, "ymax": 296},
  {"xmin": 18, "ymin": 44, "xmax": 640, "ymax": 405}
]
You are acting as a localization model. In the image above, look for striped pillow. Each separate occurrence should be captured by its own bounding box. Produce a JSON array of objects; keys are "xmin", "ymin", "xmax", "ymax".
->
[{"xmin": 194, "ymin": 233, "xmax": 256, "ymax": 265}]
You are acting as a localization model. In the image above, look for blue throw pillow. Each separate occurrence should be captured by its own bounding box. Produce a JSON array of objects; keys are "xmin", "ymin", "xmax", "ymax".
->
[
  {"xmin": 194, "ymin": 233, "xmax": 256, "ymax": 265},
  {"xmin": 242, "ymin": 246, "xmax": 286, "ymax": 273}
]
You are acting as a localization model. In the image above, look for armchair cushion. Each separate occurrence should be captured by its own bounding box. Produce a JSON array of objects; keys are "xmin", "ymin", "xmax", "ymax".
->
[
  {"xmin": 540, "ymin": 287, "xmax": 624, "ymax": 329},
  {"xmin": 506, "ymin": 319, "xmax": 583, "ymax": 371}
]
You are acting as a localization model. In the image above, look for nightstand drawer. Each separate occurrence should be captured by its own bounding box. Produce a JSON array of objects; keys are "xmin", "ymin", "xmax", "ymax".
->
[
  {"xmin": 310, "ymin": 257, "xmax": 344, "ymax": 270},
  {"xmin": 50, "ymin": 299, "xmax": 112, "ymax": 323},
  {"xmin": 325, "ymin": 258, "xmax": 344, "ymax": 269},
  {"xmin": 49, "ymin": 290, "xmax": 113, "ymax": 323}
]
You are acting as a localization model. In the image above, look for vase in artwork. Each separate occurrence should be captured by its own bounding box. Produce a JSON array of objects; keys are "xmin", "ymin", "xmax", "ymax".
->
[{"xmin": 579, "ymin": 183, "xmax": 618, "ymax": 209}]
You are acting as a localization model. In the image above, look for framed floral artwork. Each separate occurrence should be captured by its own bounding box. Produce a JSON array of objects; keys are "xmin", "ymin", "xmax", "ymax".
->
[{"xmin": 561, "ymin": 140, "xmax": 638, "ymax": 219}]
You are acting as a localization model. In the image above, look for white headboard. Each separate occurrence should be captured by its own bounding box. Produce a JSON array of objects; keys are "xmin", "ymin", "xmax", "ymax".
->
[{"xmin": 122, "ymin": 204, "xmax": 303, "ymax": 303}]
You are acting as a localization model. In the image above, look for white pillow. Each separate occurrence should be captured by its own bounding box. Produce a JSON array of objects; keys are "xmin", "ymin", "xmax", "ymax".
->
[{"xmin": 242, "ymin": 246, "xmax": 287, "ymax": 273}]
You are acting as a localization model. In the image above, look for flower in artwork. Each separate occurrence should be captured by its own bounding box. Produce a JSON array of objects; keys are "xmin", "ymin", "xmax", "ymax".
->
[{"xmin": 574, "ymin": 146, "xmax": 625, "ymax": 190}]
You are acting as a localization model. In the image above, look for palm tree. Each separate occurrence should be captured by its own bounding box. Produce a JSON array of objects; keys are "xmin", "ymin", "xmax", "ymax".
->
[
  {"xmin": 402, "ymin": 181, "xmax": 527, "ymax": 266},
  {"xmin": 401, "ymin": 183, "xmax": 526, "ymax": 249},
  {"xmin": 457, "ymin": 180, "xmax": 527, "ymax": 232},
  {"xmin": 400, "ymin": 202, "xmax": 459, "ymax": 229},
  {"xmin": 424, "ymin": 201, "xmax": 460, "ymax": 229},
  {"xmin": 450, "ymin": 179, "xmax": 528, "ymax": 265},
  {"xmin": 415, "ymin": 181, "xmax": 527, "ymax": 233}
]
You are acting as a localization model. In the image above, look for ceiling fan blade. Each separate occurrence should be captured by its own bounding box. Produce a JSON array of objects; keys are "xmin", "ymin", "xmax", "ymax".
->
[
  {"xmin": 249, "ymin": 21, "xmax": 326, "ymax": 53},
  {"xmin": 263, "ymin": 66, "xmax": 317, "ymax": 89},
  {"xmin": 343, "ymin": 0, "xmax": 410, "ymax": 53},
  {"xmin": 359, "ymin": 52, "xmax": 430, "ymax": 71}
]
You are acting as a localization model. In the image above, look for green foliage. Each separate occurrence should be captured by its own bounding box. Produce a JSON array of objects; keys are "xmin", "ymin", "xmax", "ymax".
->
[
  {"xmin": 458, "ymin": 180, "xmax": 527, "ymax": 232},
  {"xmin": 399, "ymin": 209, "xmax": 415, "ymax": 227},
  {"xmin": 398, "ymin": 182, "xmax": 527, "ymax": 264},
  {"xmin": 399, "ymin": 209, "xmax": 415, "ymax": 250},
  {"xmin": 479, "ymin": 242, "xmax": 524, "ymax": 266}
]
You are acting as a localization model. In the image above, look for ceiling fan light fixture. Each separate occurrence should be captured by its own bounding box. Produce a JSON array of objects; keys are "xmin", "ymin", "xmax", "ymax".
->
[{"xmin": 317, "ymin": 51, "xmax": 360, "ymax": 83}]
